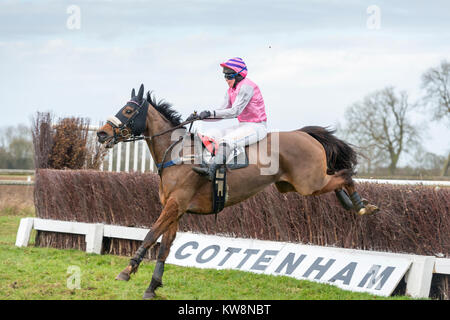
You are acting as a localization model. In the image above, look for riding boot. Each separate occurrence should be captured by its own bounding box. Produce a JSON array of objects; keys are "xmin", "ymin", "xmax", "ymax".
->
[{"xmin": 192, "ymin": 142, "xmax": 231, "ymax": 181}]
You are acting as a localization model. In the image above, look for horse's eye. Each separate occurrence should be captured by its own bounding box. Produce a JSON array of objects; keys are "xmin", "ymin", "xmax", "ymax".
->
[{"xmin": 126, "ymin": 109, "xmax": 133, "ymax": 114}]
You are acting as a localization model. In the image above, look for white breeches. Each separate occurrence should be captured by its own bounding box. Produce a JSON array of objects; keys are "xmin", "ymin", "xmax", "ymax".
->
[{"xmin": 212, "ymin": 121, "xmax": 267, "ymax": 148}]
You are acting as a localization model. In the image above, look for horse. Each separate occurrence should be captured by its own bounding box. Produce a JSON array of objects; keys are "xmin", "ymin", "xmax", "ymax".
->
[{"xmin": 96, "ymin": 84, "xmax": 379, "ymax": 299}]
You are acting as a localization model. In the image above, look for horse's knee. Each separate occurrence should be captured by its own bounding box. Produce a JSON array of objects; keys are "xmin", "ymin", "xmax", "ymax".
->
[
  {"xmin": 157, "ymin": 224, "xmax": 178, "ymax": 261},
  {"xmin": 149, "ymin": 199, "xmax": 180, "ymax": 239},
  {"xmin": 126, "ymin": 199, "xmax": 180, "ymax": 274}
]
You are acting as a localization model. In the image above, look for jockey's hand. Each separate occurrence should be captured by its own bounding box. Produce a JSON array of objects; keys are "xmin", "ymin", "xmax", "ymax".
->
[
  {"xmin": 186, "ymin": 112, "xmax": 199, "ymax": 121},
  {"xmin": 198, "ymin": 110, "xmax": 211, "ymax": 120}
]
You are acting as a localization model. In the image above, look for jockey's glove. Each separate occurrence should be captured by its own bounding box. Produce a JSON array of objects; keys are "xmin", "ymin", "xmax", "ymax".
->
[
  {"xmin": 186, "ymin": 112, "xmax": 199, "ymax": 121},
  {"xmin": 198, "ymin": 110, "xmax": 211, "ymax": 120},
  {"xmin": 186, "ymin": 110, "xmax": 211, "ymax": 122}
]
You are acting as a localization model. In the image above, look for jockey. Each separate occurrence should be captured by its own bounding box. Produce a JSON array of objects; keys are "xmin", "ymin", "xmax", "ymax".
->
[{"xmin": 187, "ymin": 57, "xmax": 268, "ymax": 180}]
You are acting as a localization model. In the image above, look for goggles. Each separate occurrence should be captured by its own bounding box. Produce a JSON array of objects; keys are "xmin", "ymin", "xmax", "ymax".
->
[
  {"xmin": 223, "ymin": 66, "xmax": 247, "ymax": 80},
  {"xmin": 224, "ymin": 73, "xmax": 237, "ymax": 80}
]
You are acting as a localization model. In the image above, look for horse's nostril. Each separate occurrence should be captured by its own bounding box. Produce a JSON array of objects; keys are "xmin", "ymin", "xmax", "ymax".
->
[{"xmin": 97, "ymin": 131, "xmax": 108, "ymax": 142}]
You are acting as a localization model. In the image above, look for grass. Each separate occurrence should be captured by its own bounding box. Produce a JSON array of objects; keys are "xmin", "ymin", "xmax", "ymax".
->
[{"xmin": 0, "ymin": 208, "xmax": 417, "ymax": 300}]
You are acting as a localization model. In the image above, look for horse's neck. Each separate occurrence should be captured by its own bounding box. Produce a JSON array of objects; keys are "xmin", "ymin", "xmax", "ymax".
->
[{"xmin": 144, "ymin": 107, "xmax": 177, "ymax": 165}]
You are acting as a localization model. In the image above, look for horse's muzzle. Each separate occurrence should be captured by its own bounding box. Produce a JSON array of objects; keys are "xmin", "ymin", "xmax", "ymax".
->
[
  {"xmin": 97, "ymin": 131, "xmax": 116, "ymax": 148},
  {"xmin": 97, "ymin": 130, "xmax": 109, "ymax": 143}
]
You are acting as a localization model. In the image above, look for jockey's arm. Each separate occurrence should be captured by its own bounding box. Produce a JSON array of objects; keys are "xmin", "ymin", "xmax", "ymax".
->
[{"xmin": 211, "ymin": 84, "xmax": 254, "ymax": 119}]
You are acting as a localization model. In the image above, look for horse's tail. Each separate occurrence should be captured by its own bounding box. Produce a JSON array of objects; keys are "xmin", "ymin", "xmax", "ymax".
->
[{"xmin": 298, "ymin": 126, "xmax": 358, "ymax": 176}]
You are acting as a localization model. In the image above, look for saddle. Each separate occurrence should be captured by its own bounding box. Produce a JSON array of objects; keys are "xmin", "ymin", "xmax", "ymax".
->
[
  {"xmin": 196, "ymin": 133, "xmax": 249, "ymax": 170},
  {"xmin": 196, "ymin": 133, "xmax": 249, "ymax": 214}
]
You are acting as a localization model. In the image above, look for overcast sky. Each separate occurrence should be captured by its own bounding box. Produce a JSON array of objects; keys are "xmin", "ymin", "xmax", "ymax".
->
[{"xmin": 1, "ymin": 0, "xmax": 449, "ymax": 163}]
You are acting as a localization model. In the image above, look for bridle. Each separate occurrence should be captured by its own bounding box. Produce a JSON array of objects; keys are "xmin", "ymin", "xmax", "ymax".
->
[
  {"xmin": 105, "ymin": 99, "xmax": 199, "ymax": 175},
  {"xmin": 106, "ymin": 99, "xmax": 149, "ymax": 145},
  {"xmin": 106, "ymin": 99, "xmax": 197, "ymax": 144}
]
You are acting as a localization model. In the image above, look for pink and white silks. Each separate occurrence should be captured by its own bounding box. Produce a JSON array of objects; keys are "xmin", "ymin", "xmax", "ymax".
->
[{"xmin": 206, "ymin": 69, "xmax": 268, "ymax": 149}]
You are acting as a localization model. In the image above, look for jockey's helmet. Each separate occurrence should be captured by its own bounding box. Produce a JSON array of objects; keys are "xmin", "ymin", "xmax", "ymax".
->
[{"xmin": 220, "ymin": 57, "xmax": 248, "ymax": 78}]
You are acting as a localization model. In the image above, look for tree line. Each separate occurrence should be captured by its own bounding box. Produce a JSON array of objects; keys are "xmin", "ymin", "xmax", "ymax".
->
[{"xmin": 0, "ymin": 124, "xmax": 34, "ymax": 170}]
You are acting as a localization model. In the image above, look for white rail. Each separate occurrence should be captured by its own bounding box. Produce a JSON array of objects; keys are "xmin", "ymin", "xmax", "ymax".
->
[
  {"xmin": 88, "ymin": 126, "xmax": 156, "ymax": 173},
  {"xmin": 103, "ymin": 139, "xmax": 156, "ymax": 173},
  {"xmin": 0, "ymin": 169, "xmax": 35, "ymax": 175},
  {"xmin": 15, "ymin": 218, "xmax": 161, "ymax": 254},
  {"xmin": 0, "ymin": 180, "xmax": 34, "ymax": 186},
  {"xmin": 355, "ymin": 178, "xmax": 450, "ymax": 187}
]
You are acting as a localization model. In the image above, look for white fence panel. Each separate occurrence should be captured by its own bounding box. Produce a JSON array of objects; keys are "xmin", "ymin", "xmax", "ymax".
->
[{"xmin": 88, "ymin": 126, "xmax": 157, "ymax": 173}]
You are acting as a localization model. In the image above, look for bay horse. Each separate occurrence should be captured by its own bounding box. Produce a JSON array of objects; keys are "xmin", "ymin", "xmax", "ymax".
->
[{"xmin": 96, "ymin": 84, "xmax": 379, "ymax": 299}]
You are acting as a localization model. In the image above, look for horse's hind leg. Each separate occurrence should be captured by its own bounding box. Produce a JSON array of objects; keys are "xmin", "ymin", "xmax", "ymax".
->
[
  {"xmin": 331, "ymin": 169, "xmax": 368, "ymax": 214},
  {"xmin": 343, "ymin": 177, "xmax": 379, "ymax": 216},
  {"xmin": 116, "ymin": 198, "xmax": 179, "ymax": 282},
  {"xmin": 313, "ymin": 169, "xmax": 378, "ymax": 215},
  {"xmin": 335, "ymin": 188, "xmax": 354, "ymax": 210},
  {"xmin": 143, "ymin": 220, "xmax": 178, "ymax": 300},
  {"xmin": 331, "ymin": 169, "xmax": 356, "ymax": 211},
  {"xmin": 312, "ymin": 169, "xmax": 348, "ymax": 195}
]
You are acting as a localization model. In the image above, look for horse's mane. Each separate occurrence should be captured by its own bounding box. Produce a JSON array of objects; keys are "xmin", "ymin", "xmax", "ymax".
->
[{"xmin": 146, "ymin": 91, "xmax": 183, "ymax": 126}]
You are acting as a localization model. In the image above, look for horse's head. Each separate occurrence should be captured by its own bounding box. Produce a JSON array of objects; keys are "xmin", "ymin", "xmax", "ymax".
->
[{"xmin": 97, "ymin": 84, "xmax": 149, "ymax": 148}]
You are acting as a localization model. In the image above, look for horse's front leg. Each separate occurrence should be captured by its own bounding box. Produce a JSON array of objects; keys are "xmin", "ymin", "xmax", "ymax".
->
[
  {"xmin": 143, "ymin": 220, "xmax": 179, "ymax": 299},
  {"xmin": 115, "ymin": 198, "xmax": 179, "ymax": 281}
]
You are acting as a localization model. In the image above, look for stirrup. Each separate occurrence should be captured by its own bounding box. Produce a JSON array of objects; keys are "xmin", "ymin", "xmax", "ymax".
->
[
  {"xmin": 192, "ymin": 166, "xmax": 208, "ymax": 176},
  {"xmin": 192, "ymin": 164, "xmax": 217, "ymax": 181}
]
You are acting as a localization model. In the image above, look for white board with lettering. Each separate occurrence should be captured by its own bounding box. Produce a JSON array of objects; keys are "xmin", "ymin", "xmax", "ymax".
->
[{"xmin": 166, "ymin": 232, "xmax": 412, "ymax": 296}]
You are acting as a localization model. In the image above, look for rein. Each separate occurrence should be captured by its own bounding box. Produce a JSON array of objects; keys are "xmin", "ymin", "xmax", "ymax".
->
[
  {"xmin": 120, "ymin": 119, "xmax": 197, "ymax": 143},
  {"xmin": 120, "ymin": 113, "xmax": 223, "ymax": 142},
  {"xmin": 149, "ymin": 117, "xmax": 222, "ymax": 175},
  {"xmin": 108, "ymin": 99, "xmax": 198, "ymax": 143}
]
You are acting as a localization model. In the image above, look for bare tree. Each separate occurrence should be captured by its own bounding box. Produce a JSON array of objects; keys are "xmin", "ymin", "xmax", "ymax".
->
[
  {"xmin": 421, "ymin": 59, "xmax": 450, "ymax": 176},
  {"xmin": 342, "ymin": 87, "xmax": 420, "ymax": 175}
]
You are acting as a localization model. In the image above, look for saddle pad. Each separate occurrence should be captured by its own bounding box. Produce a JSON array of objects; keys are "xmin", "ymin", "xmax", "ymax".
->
[
  {"xmin": 197, "ymin": 133, "xmax": 219, "ymax": 156},
  {"xmin": 194, "ymin": 132, "xmax": 249, "ymax": 170}
]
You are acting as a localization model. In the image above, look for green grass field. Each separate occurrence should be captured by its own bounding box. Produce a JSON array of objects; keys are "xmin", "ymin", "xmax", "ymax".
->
[{"xmin": 0, "ymin": 208, "xmax": 417, "ymax": 300}]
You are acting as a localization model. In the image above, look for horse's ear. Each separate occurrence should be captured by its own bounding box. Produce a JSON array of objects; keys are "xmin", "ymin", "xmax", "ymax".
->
[
  {"xmin": 131, "ymin": 88, "xmax": 136, "ymax": 98},
  {"xmin": 137, "ymin": 84, "xmax": 144, "ymax": 101}
]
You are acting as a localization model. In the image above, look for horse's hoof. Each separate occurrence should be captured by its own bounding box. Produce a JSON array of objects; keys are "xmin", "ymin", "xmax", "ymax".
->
[
  {"xmin": 115, "ymin": 271, "xmax": 130, "ymax": 281},
  {"xmin": 366, "ymin": 204, "xmax": 380, "ymax": 215},
  {"xmin": 357, "ymin": 208, "xmax": 367, "ymax": 216},
  {"xmin": 143, "ymin": 290, "xmax": 156, "ymax": 300},
  {"xmin": 357, "ymin": 205, "xmax": 379, "ymax": 216},
  {"xmin": 115, "ymin": 265, "xmax": 135, "ymax": 281}
]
